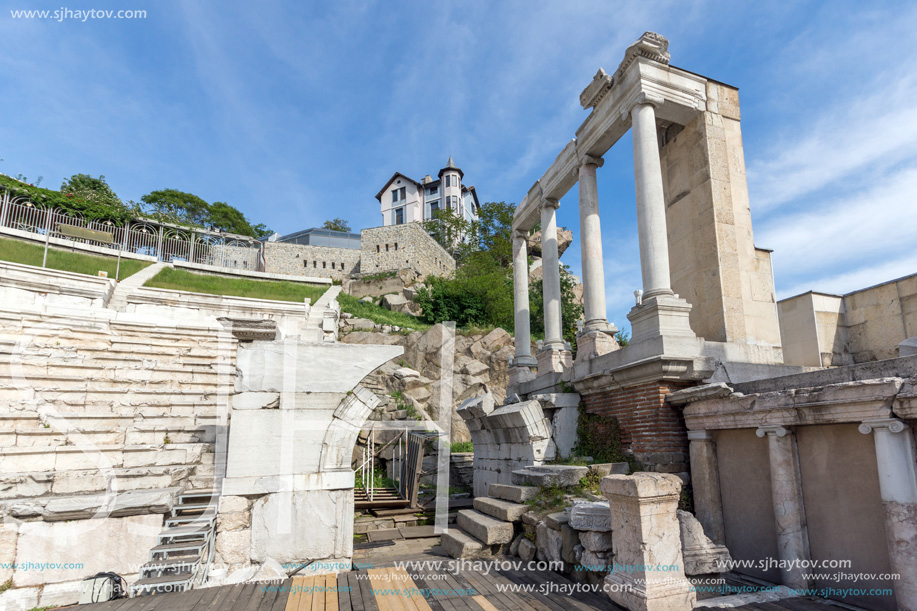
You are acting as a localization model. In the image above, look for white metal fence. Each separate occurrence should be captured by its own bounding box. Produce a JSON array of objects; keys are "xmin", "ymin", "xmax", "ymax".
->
[{"xmin": 0, "ymin": 190, "xmax": 264, "ymax": 272}]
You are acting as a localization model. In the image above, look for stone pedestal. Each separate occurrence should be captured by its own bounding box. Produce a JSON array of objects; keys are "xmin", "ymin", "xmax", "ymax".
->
[
  {"xmin": 601, "ymin": 473, "xmax": 696, "ymax": 611},
  {"xmin": 575, "ymin": 329, "xmax": 619, "ymax": 363},
  {"xmin": 627, "ymin": 294, "xmax": 695, "ymax": 345},
  {"xmin": 537, "ymin": 347, "xmax": 572, "ymax": 376},
  {"xmin": 756, "ymin": 426, "xmax": 811, "ymax": 589},
  {"xmin": 677, "ymin": 510, "xmax": 731, "ymax": 575},
  {"xmin": 508, "ymin": 364, "xmax": 536, "ymax": 387}
]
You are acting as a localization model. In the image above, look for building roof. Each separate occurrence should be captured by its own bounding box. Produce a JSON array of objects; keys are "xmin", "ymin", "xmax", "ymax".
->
[
  {"xmin": 437, "ymin": 155, "xmax": 464, "ymax": 179},
  {"xmin": 374, "ymin": 172, "xmax": 421, "ymax": 201},
  {"xmin": 462, "ymin": 185, "xmax": 480, "ymax": 210}
]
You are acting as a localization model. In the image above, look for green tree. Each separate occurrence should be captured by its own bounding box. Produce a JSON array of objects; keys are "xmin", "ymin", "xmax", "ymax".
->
[
  {"xmin": 422, "ymin": 208, "xmax": 471, "ymax": 259},
  {"xmin": 58, "ymin": 174, "xmax": 129, "ymax": 221},
  {"xmin": 208, "ymin": 201, "xmax": 255, "ymax": 235},
  {"xmin": 322, "ymin": 218, "xmax": 351, "ymax": 232},
  {"xmin": 139, "ymin": 189, "xmax": 210, "ymax": 226}
]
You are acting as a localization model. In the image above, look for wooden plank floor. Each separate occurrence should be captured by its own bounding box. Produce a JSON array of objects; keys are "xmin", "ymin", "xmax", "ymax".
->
[{"xmin": 75, "ymin": 546, "xmax": 865, "ymax": 611}]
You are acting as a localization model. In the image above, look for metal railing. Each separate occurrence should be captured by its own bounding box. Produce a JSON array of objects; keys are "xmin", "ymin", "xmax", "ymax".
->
[{"xmin": 0, "ymin": 189, "xmax": 265, "ymax": 276}]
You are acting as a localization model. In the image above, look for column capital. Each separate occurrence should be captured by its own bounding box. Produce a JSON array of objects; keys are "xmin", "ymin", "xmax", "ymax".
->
[
  {"xmin": 578, "ymin": 154, "xmax": 604, "ymax": 169},
  {"xmin": 756, "ymin": 425, "xmax": 789, "ymax": 438},
  {"xmin": 620, "ymin": 91, "xmax": 665, "ymax": 121},
  {"xmin": 859, "ymin": 418, "xmax": 909, "ymax": 435},
  {"xmin": 541, "ymin": 198, "xmax": 560, "ymax": 210},
  {"xmin": 512, "ymin": 229, "xmax": 529, "ymax": 241}
]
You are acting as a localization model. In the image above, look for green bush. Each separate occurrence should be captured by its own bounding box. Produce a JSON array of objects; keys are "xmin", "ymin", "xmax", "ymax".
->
[{"xmin": 450, "ymin": 440, "xmax": 474, "ymax": 453}]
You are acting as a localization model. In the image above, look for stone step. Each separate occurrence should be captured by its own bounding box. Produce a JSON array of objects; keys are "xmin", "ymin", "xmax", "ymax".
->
[
  {"xmin": 473, "ymin": 497, "xmax": 528, "ymax": 523},
  {"xmin": 456, "ymin": 509, "xmax": 514, "ymax": 545},
  {"xmin": 0, "ymin": 465, "xmax": 203, "ymax": 500},
  {"xmin": 488, "ymin": 483, "xmax": 540, "ymax": 503},
  {"xmin": 441, "ymin": 528, "xmax": 489, "ymax": 559},
  {"xmin": 0, "ymin": 366, "xmax": 223, "ymax": 387},
  {"xmin": 0, "ymin": 443, "xmax": 211, "ymax": 472}
]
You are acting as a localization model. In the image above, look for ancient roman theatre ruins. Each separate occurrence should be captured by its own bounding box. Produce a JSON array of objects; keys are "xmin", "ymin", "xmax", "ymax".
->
[{"xmin": 0, "ymin": 32, "xmax": 914, "ymax": 611}]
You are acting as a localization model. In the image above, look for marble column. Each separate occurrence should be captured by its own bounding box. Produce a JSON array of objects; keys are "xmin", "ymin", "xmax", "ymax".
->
[
  {"xmin": 578, "ymin": 156, "xmax": 609, "ymax": 331},
  {"xmin": 511, "ymin": 231, "xmax": 537, "ymax": 368},
  {"xmin": 859, "ymin": 419, "xmax": 917, "ymax": 608},
  {"xmin": 540, "ymin": 198, "xmax": 564, "ymax": 351},
  {"xmin": 688, "ymin": 430, "xmax": 726, "ymax": 545},
  {"xmin": 756, "ymin": 426, "xmax": 811, "ymax": 589},
  {"xmin": 630, "ymin": 99, "xmax": 674, "ymax": 298}
]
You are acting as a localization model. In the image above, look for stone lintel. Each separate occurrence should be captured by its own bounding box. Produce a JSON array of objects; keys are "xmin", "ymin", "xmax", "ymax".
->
[
  {"xmin": 667, "ymin": 382, "xmax": 734, "ymax": 406},
  {"xmin": 573, "ymin": 354, "xmax": 714, "ymax": 394}
]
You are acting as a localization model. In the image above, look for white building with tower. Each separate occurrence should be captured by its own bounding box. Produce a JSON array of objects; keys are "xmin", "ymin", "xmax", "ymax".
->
[{"xmin": 374, "ymin": 156, "xmax": 480, "ymax": 227}]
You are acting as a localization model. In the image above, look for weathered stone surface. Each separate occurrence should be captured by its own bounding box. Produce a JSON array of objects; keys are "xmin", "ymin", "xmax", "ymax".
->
[
  {"xmin": 0, "ymin": 585, "xmax": 39, "ymax": 610},
  {"xmin": 545, "ymin": 511, "xmax": 569, "ymax": 530},
  {"xmin": 252, "ymin": 558, "xmax": 288, "ymax": 582},
  {"xmin": 512, "ymin": 465, "xmax": 588, "ymax": 487},
  {"xmin": 394, "ymin": 367, "xmax": 420, "ymax": 379},
  {"xmin": 580, "ymin": 549, "xmax": 610, "ymax": 570},
  {"xmin": 232, "ymin": 392, "xmax": 280, "ymax": 410},
  {"xmin": 14, "ymin": 514, "xmax": 162, "ymax": 587},
  {"xmin": 677, "ymin": 510, "xmax": 732, "ymax": 575},
  {"xmin": 551, "ymin": 407, "xmax": 580, "ymax": 458},
  {"xmin": 216, "ymin": 528, "xmax": 252, "ymax": 566},
  {"xmin": 509, "ymin": 534, "xmax": 523, "ymax": 556},
  {"xmin": 518, "ymin": 537, "xmax": 537, "ymax": 562},
  {"xmin": 219, "ymin": 496, "xmax": 250, "ymax": 514},
  {"xmin": 250, "ymin": 490, "xmax": 353, "ymax": 564},
  {"xmin": 218, "ymin": 510, "xmax": 251, "ymax": 532},
  {"xmin": 473, "ymin": 497, "xmax": 528, "ymax": 523},
  {"xmin": 569, "ymin": 501, "xmax": 611, "ymax": 532},
  {"xmin": 0, "ymin": 523, "xmax": 18, "ymax": 582},
  {"xmin": 456, "ymin": 509, "xmax": 513, "ymax": 545},
  {"xmin": 579, "ymin": 530, "xmax": 613, "ymax": 552},
  {"xmin": 590, "ymin": 463, "xmax": 629, "ymax": 477},
  {"xmin": 442, "ymin": 529, "xmax": 487, "ymax": 559},
  {"xmin": 561, "ymin": 524, "xmax": 580, "ymax": 564},
  {"xmin": 488, "ymin": 483, "xmax": 540, "ymax": 503},
  {"xmin": 536, "ymin": 521, "xmax": 563, "ymax": 562},
  {"xmin": 37, "ymin": 579, "xmax": 84, "ymax": 608}
]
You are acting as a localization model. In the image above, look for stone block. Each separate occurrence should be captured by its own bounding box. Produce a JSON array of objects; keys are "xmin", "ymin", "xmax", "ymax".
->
[
  {"xmin": 509, "ymin": 534, "xmax": 523, "ymax": 556},
  {"xmin": 536, "ymin": 521, "xmax": 563, "ymax": 562},
  {"xmin": 581, "ymin": 549, "xmax": 609, "ymax": 570},
  {"xmin": 569, "ymin": 501, "xmax": 611, "ymax": 532},
  {"xmin": 37, "ymin": 579, "xmax": 83, "ymax": 608},
  {"xmin": 456, "ymin": 510, "xmax": 513, "ymax": 545},
  {"xmin": 394, "ymin": 367, "xmax": 420, "ymax": 379},
  {"xmin": 216, "ymin": 528, "xmax": 252, "ymax": 566},
  {"xmin": 219, "ymin": 496, "xmax": 250, "ymax": 514},
  {"xmin": 512, "ymin": 465, "xmax": 589, "ymax": 487},
  {"xmin": 0, "ymin": 523, "xmax": 18, "ymax": 582},
  {"xmin": 232, "ymin": 392, "xmax": 280, "ymax": 410},
  {"xmin": 473, "ymin": 497, "xmax": 528, "ymax": 522},
  {"xmin": 518, "ymin": 537, "xmax": 537, "ymax": 562},
  {"xmin": 561, "ymin": 524, "xmax": 580, "ymax": 564},
  {"xmin": 441, "ymin": 529, "xmax": 487, "ymax": 559},
  {"xmin": 677, "ymin": 510, "xmax": 732, "ymax": 575},
  {"xmin": 579, "ymin": 530, "xmax": 613, "ymax": 552},
  {"xmin": 14, "ymin": 514, "xmax": 162, "ymax": 587},
  {"xmin": 250, "ymin": 490, "xmax": 352, "ymax": 563},
  {"xmin": 590, "ymin": 462, "xmax": 629, "ymax": 477},
  {"xmin": 545, "ymin": 512, "xmax": 569, "ymax": 530},
  {"xmin": 551, "ymin": 406, "xmax": 579, "ymax": 458},
  {"xmin": 0, "ymin": 586, "xmax": 39, "ymax": 611},
  {"xmin": 488, "ymin": 483, "xmax": 540, "ymax": 503}
]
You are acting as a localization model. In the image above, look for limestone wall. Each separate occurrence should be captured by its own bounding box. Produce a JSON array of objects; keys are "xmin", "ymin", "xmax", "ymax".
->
[
  {"xmin": 0, "ymin": 307, "xmax": 234, "ymax": 605},
  {"xmin": 777, "ymin": 292, "xmax": 852, "ymax": 367},
  {"xmin": 0, "ymin": 260, "xmax": 115, "ymax": 309},
  {"xmin": 360, "ymin": 223, "xmax": 455, "ymax": 278},
  {"xmin": 263, "ymin": 241, "xmax": 361, "ymax": 281},
  {"xmin": 659, "ymin": 81, "xmax": 782, "ymax": 350}
]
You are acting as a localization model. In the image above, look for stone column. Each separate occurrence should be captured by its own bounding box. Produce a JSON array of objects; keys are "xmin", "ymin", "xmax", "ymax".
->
[
  {"xmin": 540, "ymin": 198, "xmax": 564, "ymax": 351},
  {"xmin": 859, "ymin": 419, "xmax": 917, "ymax": 608},
  {"xmin": 601, "ymin": 473, "xmax": 696, "ymax": 611},
  {"xmin": 511, "ymin": 231, "xmax": 536, "ymax": 368},
  {"xmin": 578, "ymin": 156, "xmax": 609, "ymax": 331},
  {"xmin": 756, "ymin": 426, "xmax": 811, "ymax": 589},
  {"xmin": 687, "ymin": 430, "xmax": 726, "ymax": 545},
  {"xmin": 630, "ymin": 98, "xmax": 674, "ymax": 298}
]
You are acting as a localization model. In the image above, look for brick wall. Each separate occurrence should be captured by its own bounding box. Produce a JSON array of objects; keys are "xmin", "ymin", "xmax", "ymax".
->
[{"xmin": 581, "ymin": 381, "xmax": 692, "ymax": 476}]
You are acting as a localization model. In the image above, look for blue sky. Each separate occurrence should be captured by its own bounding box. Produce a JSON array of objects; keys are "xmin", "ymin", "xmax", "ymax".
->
[{"xmin": 2, "ymin": 0, "xmax": 916, "ymax": 330}]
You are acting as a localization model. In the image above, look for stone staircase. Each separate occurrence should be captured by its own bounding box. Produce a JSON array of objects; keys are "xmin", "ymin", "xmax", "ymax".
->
[
  {"xmin": 441, "ymin": 483, "xmax": 538, "ymax": 558},
  {"xmin": 106, "ymin": 262, "xmax": 168, "ymax": 310},
  {"xmin": 0, "ymin": 309, "xmax": 234, "ymax": 505}
]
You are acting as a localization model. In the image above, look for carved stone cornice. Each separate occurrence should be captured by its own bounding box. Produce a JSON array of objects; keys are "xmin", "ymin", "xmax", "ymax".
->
[
  {"xmin": 580, "ymin": 68, "xmax": 615, "ymax": 110},
  {"xmin": 613, "ymin": 32, "xmax": 671, "ymax": 83},
  {"xmin": 572, "ymin": 354, "xmax": 714, "ymax": 394}
]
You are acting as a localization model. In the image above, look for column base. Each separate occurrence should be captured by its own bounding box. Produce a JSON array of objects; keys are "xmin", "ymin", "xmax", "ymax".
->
[
  {"xmin": 627, "ymin": 294, "xmax": 695, "ymax": 344},
  {"xmin": 508, "ymin": 365, "xmax": 537, "ymax": 387},
  {"xmin": 510, "ymin": 355, "xmax": 538, "ymax": 368},
  {"xmin": 575, "ymin": 330, "xmax": 620, "ymax": 364},
  {"xmin": 537, "ymin": 348, "xmax": 572, "ymax": 376},
  {"xmin": 604, "ymin": 570, "xmax": 696, "ymax": 611}
]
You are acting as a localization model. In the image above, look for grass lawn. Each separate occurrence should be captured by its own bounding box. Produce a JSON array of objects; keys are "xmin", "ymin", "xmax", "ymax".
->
[
  {"xmin": 0, "ymin": 236, "xmax": 150, "ymax": 279},
  {"xmin": 144, "ymin": 266, "xmax": 329, "ymax": 303},
  {"xmin": 337, "ymin": 292, "xmax": 431, "ymax": 331}
]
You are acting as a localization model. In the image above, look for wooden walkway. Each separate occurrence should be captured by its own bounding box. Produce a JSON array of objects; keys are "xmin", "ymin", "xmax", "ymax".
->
[{"xmin": 76, "ymin": 542, "xmax": 862, "ymax": 611}]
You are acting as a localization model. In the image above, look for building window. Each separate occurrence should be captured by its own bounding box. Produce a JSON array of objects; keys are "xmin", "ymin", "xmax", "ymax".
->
[
  {"xmin": 386, "ymin": 244, "xmax": 389, "ymax": 252},
  {"xmin": 430, "ymin": 201, "xmax": 440, "ymax": 215},
  {"xmin": 429, "ymin": 186, "xmax": 438, "ymax": 195},
  {"xmin": 313, "ymin": 261, "xmax": 317, "ymax": 268},
  {"xmin": 376, "ymin": 245, "xmax": 380, "ymax": 253},
  {"xmin": 323, "ymin": 262, "xmax": 326, "ymax": 269},
  {"xmin": 395, "ymin": 207, "xmax": 404, "ymax": 225},
  {"xmin": 394, "ymin": 242, "xmax": 398, "ymax": 251},
  {"xmin": 331, "ymin": 262, "xmax": 335, "ymax": 269},
  {"xmin": 392, "ymin": 189, "xmax": 398, "ymax": 203}
]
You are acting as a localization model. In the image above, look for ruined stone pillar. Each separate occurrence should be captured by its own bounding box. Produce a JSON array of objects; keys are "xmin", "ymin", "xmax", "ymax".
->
[
  {"xmin": 511, "ymin": 231, "xmax": 537, "ymax": 368},
  {"xmin": 756, "ymin": 426, "xmax": 811, "ymax": 589},
  {"xmin": 540, "ymin": 198, "xmax": 564, "ymax": 351},
  {"xmin": 578, "ymin": 156, "xmax": 609, "ymax": 331},
  {"xmin": 859, "ymin": 419, "xmax": 917, "ymax": 608},
  {"xmin": 601, "ymin": 472, "xmax": 696, "ymax": 611},
  {"xmin": 630, "ymin": 97, "xmax": 674, "ymax": 298},
  {"xmin": 688, "ymin": 430, "xmax": 726, "ymax": 545}
]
